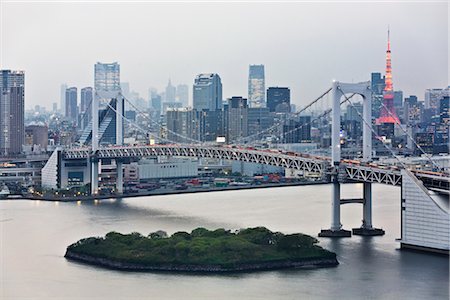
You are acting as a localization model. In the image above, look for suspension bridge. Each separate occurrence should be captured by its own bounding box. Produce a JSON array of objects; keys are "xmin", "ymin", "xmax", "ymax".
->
[{"xmin": 42, "ymin": 80, "xmax": 449, "ymax": 249}]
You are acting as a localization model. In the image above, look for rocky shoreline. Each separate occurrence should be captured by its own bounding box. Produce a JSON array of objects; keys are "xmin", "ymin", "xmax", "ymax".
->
[{"xmin": 65, "ymin": 250, "xmax": 339, "ymax": 273}]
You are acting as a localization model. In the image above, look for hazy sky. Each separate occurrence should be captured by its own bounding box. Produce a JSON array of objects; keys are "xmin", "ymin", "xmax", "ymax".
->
[{"xmin": 1, "ymin": 1, "xmax": 448, "ymax": 109}]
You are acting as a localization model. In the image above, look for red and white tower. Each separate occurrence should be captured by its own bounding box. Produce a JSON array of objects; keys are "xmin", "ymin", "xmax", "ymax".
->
[{"xmin": 376, "ymin": 28, "xmax": 400, "ymax": 124}]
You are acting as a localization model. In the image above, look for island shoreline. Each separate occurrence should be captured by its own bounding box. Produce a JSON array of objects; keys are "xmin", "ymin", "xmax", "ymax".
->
[{"xmin": 65, "ymin": 250, "xmax": 339, "ymax": 273}]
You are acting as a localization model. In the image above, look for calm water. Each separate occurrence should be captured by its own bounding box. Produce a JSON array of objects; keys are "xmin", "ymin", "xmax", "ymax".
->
[{"xmin": 1, "ymin": 184, "xmax": 448, "ymax": 299}]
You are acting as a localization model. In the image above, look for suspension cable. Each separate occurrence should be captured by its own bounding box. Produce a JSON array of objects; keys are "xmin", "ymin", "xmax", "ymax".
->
[
  {"xmin": 236, "ymin": 87, "xmax": 333, "ymax": 144},
  {"xmin": 122, "ymin": 95, "xmax": 203, "ymax": 144},
  {"xmin": 338, "ymin": 89, "xmax": 409, "ymax": 169},
  {"xmin": 101, "ymin": 99, "xmax": 177, "ymax": 144},
  {"xmin": 377, "ymin": 101, "xmax": 440, "ymax": 169}
]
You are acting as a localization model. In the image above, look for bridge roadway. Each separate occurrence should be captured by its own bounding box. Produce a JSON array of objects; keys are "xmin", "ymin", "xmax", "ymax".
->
[{"xmin": 61, "ymin": 144, "xmax": 432, "ymax": 187}]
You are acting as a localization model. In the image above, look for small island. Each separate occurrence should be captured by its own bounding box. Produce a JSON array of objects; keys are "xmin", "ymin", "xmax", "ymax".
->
[{"xmin": 65, "ymin": 227, "xmax": 338, "ymax": 272}]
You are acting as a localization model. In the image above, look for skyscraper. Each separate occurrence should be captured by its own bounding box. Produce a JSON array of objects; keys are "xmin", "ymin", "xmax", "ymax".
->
[
  {"xmin": 165, "ymin": 79, "xmax": 176, "ymax": 102},
  {"xmin": 0, "ymin": 70, "xmax": 25, "ymax": 156},
  {"xmin": 376, "ymin": 29, "xmax": 400, "ymax": 124},
  {"xmin": 94, "ymin": 62, "xmax": 120, "ymax": 91},
  {"xmin": 248, "ymin": 65, "xmax": 265, "ymax": 108},
  {"xmin": 80, "ymin": 87, "xmax": 93, "ymax": 129},
  {"xmin": 267, "ymin": 87, "xmax": 290, "ymax": 112},
  {"xmin": 227, "ymin": 96, "xmax": 248, "ymax": 142},
  {"xmin": 65, "ymin": 87, "xmax": 78, "ymax": 122},
  {"xmin": 60, "ymin": 83, "xmax": 67, "ymax": 114},
  {"xmin": 193, "ymin": 73, "xmax": 222, "ymax": 111},
  {"xmin": 80, "ymin": 87, "xmax": 93, "ymax": 113},
  {"xmin": 176, "ymin": 84, "xmax": 189, "ymax": 107}
]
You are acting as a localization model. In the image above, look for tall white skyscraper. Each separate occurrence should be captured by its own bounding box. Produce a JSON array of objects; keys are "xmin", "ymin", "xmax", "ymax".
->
[
  {"xmin": 193, "ymin": 73, "xmax": 222, "ymax": 111},
  {"xmin": 248, "ymin": 65, "xmax": 265, "ymax": 108}
]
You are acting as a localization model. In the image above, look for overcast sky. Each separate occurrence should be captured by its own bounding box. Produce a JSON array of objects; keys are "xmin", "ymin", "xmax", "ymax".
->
[{"xmin": 1, "ymin": 1, "xmax": 448, "ymax": 109}]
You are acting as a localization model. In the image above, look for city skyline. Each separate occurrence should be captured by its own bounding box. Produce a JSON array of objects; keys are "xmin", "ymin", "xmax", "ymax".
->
[{"xmin": 2, "ymin": 2, "xmax": 447, "ymax": 109}]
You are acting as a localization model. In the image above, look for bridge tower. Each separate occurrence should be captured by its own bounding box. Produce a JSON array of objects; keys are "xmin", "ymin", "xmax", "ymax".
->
[
  {"xmin": 319, "ymin": 81, "xmax": 384, "ymax": 237},
  {"xmin": 91, "ymin": 62, "xmax": 124, "ymax": 195}
]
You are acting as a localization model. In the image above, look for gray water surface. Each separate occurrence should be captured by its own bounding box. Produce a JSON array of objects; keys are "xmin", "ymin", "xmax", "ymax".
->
[{"xmin": 1, "ymin": 184, "xmax": 448, "ymax": 299}]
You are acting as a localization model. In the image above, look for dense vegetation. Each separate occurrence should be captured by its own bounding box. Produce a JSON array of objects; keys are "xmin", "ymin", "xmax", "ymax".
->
[{"xmin": 66, "ymin": 227, "xmax": 336, "ymax": 270}]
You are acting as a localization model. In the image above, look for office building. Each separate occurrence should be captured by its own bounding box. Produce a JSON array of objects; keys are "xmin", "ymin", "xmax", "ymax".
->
[
  {"xmin": 282, "ymin": 116, "xmax": 311, "ymax": 143},
  {"xmin": 60, "ymin": 83, "xmax": 67, "ymax": 114},
  {"xmin": 227, "ymin": 97, "xmax": 248, "ymax": 142},
  {"xmin": 267, "ymin": 87, "xmax": 290, "ymax": 112},
  {"xmin": 198, "ymin": 109, "xmax": 224, "ymax": 142},
  {"xmin": 394, "ymin": 90, "xmax": 403, "ymax": 109},
  {"xmin": 165, "ymin": 79, "xmax": 176, "ymax": 102},
  {"xmin": 80, "ymin": 87, "xmax": 93, "ymax": 113},
  {"xmin": 440, "ymin": 96, "xmax": 449, "ymax": 124},
  {"xmin": 176, "ymin": 84, "xmax": 189, "ymax": 107},
  {"xmin": 65, "ymin": 87, "xmax": 78, "ymax": 122},
  {"xmin": 248, "ymin": 65, "xmax": 265, "ymax": 108},
  {"xmin": 193, "ymin": 73, "xmax": 222, "ymax": 111},
  {"xmin": 0, "ymin": 70, "xmax": 25, "ymax": 156},
  {"xmin": 371, "ymin": 72, "xmax": 385, "ymax": 95},
  {"xmin": 166, "ymin": 108, "xmax": 200, "ymax": 143},
  {"xmin": 151, "ymin": 94, "xmax": 162, "ymax": 112},
  {"xmin": 247, "ymin": 108, "xmax": 272, "ymax": 137},
  {"xmin": 25, "ymin": 123, "xmax": 48, "ymax": 151},
  {"xmin": 80, "ymin": 87, "xmax": 93, "ymax": 129}
]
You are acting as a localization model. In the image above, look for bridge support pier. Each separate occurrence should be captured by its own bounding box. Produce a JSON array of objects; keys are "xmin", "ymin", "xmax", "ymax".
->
[
  {"xmin": 352, "ymin": 182, "xmax": 385, "ymax": 236},
  {"xmin": 319, "ymin": 175, "xmax": 351, "ymax": 238},
  {"xmin": 91, "ymin": 159, "xmax": 99, "ymax": 195},
  {"xmin": 116, "ymin": 160, "xmax": 123, "ymax": 194}
]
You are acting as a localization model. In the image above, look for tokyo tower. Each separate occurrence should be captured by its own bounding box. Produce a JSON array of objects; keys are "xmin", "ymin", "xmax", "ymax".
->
[{"xmin": 376, "ymin": 28, "xmax": 400, "ymax": 124}]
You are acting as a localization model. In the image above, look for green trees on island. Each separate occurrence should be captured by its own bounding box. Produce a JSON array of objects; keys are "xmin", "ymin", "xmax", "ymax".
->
[{"xmin": 66, "ymin": 227, "xmax": 336, "ymax": 269}]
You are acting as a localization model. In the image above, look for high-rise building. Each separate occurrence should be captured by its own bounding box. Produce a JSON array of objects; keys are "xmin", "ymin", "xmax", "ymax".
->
[
  {"xmin": 165, "ymin": 79, "xmax": 176, "ymax": 103},
  {"xmin": 65, "ymin": 87, "xmax": 78, "ymax": 122},
  {"xmin": 25, "ymin": 123, "xmax": 48, "ymax": 151},
  {"xmin": 166, "ymin": 108, "xmax": 200, "ymax": 143},
  {"xmin": 282, "ymin": 116, "xmax": 311, "ymax": 144},
  {"xmin": 267, "ymin": 87, "xmax": 290, "ymax": 112},
  {"xmin": 371, "ymin": 73, "xmax": 385, "ymax": 95},
  {"xmin": 176, "ymin": 84, "xmax": 189, "ymax": 107},
  {"xmin": 0, "ymin": 70, "xmax": 25, "ymax": 156},
  {"xmin": 403, "ymin": 95, "xmax": 421, "ymax": 125},
  {"xmin": 248, "ymin": 65, "xmax": 265, "ymax": 108},
  {"xmin": 94, "ymin": 62, "xmax": 120, "ymax": 91},
  {"xmin": 80, "ymin": 87, "xmax": 93, "ymax": 129},
  {"xmin": 376, "ymin": 29, "xmax": 400, "ymax": 124},
  {"xmin": 227, "ymin": 97, "xmax": 248, "ymax": 142},
  {"xmin": 425, "ymin": 88, "xmax": 449, "ymax": 113},
  {"xmin": 440, "ymin": 96, "xmax": 449, "ymax": 125},
  {"xmin": 193, "ymin": 73, "xmax": 222, "ymax": 111},
  {"xmin": 52, "ymin": 103, "xmax": 58, "ymax": 112},
  {"xmin": 394, "ymin": 90, "xmax": 403, "ymax": 109},
  {"xmin": 60, "ymin": 83, "xmax": 67, "ymax": 114},
  {"xmin": 247, "ymin": 108, "xmax": 272, "ymax": 137},
  {"xmin": 80, "ymin": 87, "xmax": 93, "ymax": 113},
  {"xmin": 151, "ymin": 94, "xmax": 162, "ymax": 112}
]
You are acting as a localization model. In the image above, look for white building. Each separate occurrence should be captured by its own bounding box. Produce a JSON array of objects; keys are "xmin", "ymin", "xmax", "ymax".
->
[
  {"xmin": 138, "ymin": 158, "xmax": 198, "ymax": 179},
  {"xmin": 399, "ymin": 170, "xmax": 449, "ymax": 254}
]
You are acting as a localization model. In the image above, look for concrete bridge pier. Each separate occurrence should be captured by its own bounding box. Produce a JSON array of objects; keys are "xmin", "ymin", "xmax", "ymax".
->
[
  {"xmin": 352, "ymin": 182, "xmax": 385, "ymax": 236},
  {"xmin": 319, "ymin": 173, "xmax": 352, "ymax": 237},
  {"xmin": 116, "ymin": 160, "xmax": 123, "ymax": 194},
  {"xmin": 91, "ymin": 158, "xmax": 99, "ymax": 195}
]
